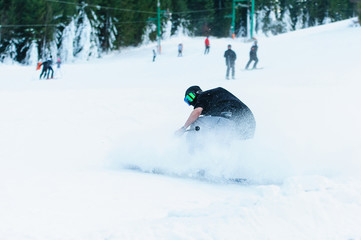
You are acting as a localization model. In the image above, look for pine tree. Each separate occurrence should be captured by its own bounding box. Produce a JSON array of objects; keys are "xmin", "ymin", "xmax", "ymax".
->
[
  {"xmin": 329, "ymin": 0, "xmax": 353, "ymax": 21},
  {"xmin": 185, "ymin": 0, "xmax": 214, "ymax": 36},
  {"xmin": 168, "ymin": 0, "xmax": 188, "ymax": 35},
  {"xmin": 0, "ymin": 0, "xmax": 359, "ymax": 64}
]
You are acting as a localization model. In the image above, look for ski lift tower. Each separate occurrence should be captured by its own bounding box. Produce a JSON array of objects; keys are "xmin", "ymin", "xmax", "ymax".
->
[
  {"xmin": 155, "ymin": 0, "xmax": 171, "ymax": 54},
  {"xmin": 148, "ymin": 1, "xmax": 169, "ymax": 54},
  {"xmin": 157, "ymin": 0, "xmax": 161, "ymax": 53},
  {"xmin": 231, "ymin": 0, "xmax": 255, "ymax": 39}
]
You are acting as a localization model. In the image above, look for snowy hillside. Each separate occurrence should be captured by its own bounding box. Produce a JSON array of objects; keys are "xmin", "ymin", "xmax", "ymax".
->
[{"xmin": 1, "ymin": 18, "xmax": 361, "ymax": 239}]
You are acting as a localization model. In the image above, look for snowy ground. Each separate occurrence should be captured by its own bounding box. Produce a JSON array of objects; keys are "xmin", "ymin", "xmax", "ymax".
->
[{"xmin": 1, "ymin": 19, "xmax": 361, "ymax": 239}]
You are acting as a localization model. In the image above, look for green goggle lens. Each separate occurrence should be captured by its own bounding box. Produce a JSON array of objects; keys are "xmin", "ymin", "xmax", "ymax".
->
[{"xmin": 184, "ymin": 92, "xmax": 196, "ymax": 105}]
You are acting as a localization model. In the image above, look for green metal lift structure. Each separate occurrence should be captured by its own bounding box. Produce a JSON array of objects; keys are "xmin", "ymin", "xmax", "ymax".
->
[{"xmin": 231, "ymin": 0, "xmax": 255, "ymax": 39}]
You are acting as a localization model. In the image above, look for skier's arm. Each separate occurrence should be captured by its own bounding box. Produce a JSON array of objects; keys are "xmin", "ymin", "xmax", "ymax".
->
[
  {"xmin": 183, "ymin": 107, "xmax": 203, "ymax": 129},
  {"xmin": 175, "ymin": 107, "xmax": 203, "ymax": 136}
]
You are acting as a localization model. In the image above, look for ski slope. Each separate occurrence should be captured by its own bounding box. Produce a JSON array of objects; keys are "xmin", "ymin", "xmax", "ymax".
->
[{"xmin": 1, "ymin": 19, "xmax": 361, "ymax": 239}]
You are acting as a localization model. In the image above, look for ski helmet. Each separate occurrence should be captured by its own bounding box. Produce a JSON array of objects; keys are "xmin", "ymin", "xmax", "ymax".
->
[{"xmin": 184, "ymin": 86, "xmax": 202, "ymax": 106}]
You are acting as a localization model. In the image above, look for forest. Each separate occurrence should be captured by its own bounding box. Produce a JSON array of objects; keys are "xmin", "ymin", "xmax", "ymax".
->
[{"xmin": 0, "ymin": 0, "xmax": 359, "ymax": 64}]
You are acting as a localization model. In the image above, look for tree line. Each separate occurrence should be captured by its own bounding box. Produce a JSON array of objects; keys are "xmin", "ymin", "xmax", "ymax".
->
[{"xmin": 0, "ymin": 0, "xmax": 359, "ymax": 64}]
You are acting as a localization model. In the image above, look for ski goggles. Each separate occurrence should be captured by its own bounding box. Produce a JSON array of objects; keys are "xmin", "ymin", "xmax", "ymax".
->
[{"xmin": 184, "ymin": 92, "xmax": 196, "ymax": 105}]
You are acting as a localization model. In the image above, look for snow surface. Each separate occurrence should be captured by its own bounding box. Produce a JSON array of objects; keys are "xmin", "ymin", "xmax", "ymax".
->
[{"xmin": 1, "ymin": 18, "xmax": 361, "ymax": 239}]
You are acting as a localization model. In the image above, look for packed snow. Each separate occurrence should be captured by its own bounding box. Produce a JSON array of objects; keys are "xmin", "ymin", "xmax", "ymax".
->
[{"xmin": 1, "ymin": 19, "xmax": 361, "ymax": 239}]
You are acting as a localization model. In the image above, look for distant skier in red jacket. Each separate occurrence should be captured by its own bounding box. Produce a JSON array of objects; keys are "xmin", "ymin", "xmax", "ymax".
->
[{"xmin": 204, "ymin": 37, "xmax": 210, "ymax": 55}]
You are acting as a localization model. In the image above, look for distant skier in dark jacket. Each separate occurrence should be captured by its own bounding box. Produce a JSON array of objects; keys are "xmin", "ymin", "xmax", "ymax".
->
[
  {"xmin": 224, "ymin": 44, "xmax": 237, "ymax": 79},
  {"xmin": 46, "ymin": 56, "xmax": 54, "ymax": 79},
  {"xmin": 176, "ymin": 86, "xmax": 256, "ymax": 140},
  {"xmin": 39, "ymin": 60, "xmax": 49, "ymax": 79},
  {"xmin": 152, "ymin": 49, "xmax": 156, "ymax": 62},
  {"xmin": 245, "ymin": 40, "xmax": 258, "ymax": 70}
]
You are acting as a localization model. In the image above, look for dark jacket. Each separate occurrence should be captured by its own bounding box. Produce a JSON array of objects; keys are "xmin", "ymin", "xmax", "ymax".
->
[
  {"xmin": 224, "ymin": 49, "xmax": 236, "ymax": 66},
  {"xmin": 194, "ymin": 87, "xmax": 254, "ymax": 121},
  {"xmin": 41, "ymin": 60, "xmax": 50, "ymax": 69},
  {"xmin": 193, "ymin": 87, "xmax": 256, "ymax": 138},
  {"xmin": 250, "ymin": 44, "xmax": 258, "ymax": 57}
]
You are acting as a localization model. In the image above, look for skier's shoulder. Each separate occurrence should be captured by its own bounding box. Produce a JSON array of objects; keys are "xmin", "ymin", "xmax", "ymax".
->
[
  {"xmin": 217, "ymin": 87, "xmax": 234, "ymax": 96},
  {"xmin": 226, "ymin": 49, "xmax": 235, "ymax": 55},
  {"xmin": 204, "ymin": 87, "xmax": 227, "ymax": 95},
  {"xmin": 215, "ymin": 87, "xmax": 226, "ymax": 91},
  {"xmin": 225, "ymin": 49, "xmax": 234, "ymax": 55}
]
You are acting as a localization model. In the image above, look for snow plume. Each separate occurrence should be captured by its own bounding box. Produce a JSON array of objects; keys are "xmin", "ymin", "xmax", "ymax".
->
[
  {"xmin": 105, "ymin": 83, "xmax": 361, "ymax": 186},
  {"xmin": 106, "ymin": 127, "xmax": 292, "ymax": 185},
  {"xmin": 107, "ymin": 107, "xmax": 361, "ymax": 186}
]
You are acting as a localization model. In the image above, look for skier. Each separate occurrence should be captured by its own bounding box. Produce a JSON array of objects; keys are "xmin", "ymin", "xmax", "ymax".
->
[
  {"xmin": 204, "ymin": 36, "xmax": 210, "ymax": 54},
  {"xmin": 46, "ymin": 56, "xmax": 54, "ymax": 79},
  {"xmin": 39, "ymin": 59, "xmax": 49, "ymax": 79},
  {"xmin": 224, "ymin": 44, "xmax": 237, "ymax": 80},
  {"xmin": 152, "ymin": 49, "xmax": 156, "ymax": 62},
  {"xmin": 176, "ymin": 86, "xmax": 256, "ymax": 140},
  {"xmin": 56, "ymin": 57, "xmax": 61, "ymax": 69},
  {"xmin": 178, "ymin": 43, "xmax": 183, "ymax": 57},
  {"xmin": 245, "ymin": 40, "xmax": 259, "ymax": 70}
]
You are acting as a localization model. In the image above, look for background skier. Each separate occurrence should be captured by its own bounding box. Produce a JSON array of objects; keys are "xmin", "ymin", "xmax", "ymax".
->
[
  {"xmin": 56, "ymin": 57, "xmax": 61, "ymax": 69},
  {"xmin": 224, "ymin": 44, "xmax": 237, "ymax": 79},
  {"xmin": 39, "ymin": 59, "xmax": 49, "ymax": 79},
  {"xmin": 152, "ymin": 49, "xmax": 156, "ymax": 62},
  {"xmin": 178, "ymin": 43, "xmax": 183, "ymax": 57},
  {"xmin": 245, "ymin": 40, "xmax": 259, "ymax": 70},
  {"xmin": 204, "ymin": 37, "xmax": 210, "ymax": 54},
  {"xmin": 46, "ymin": 56, "xmax": 54, "ymax": 79}
]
